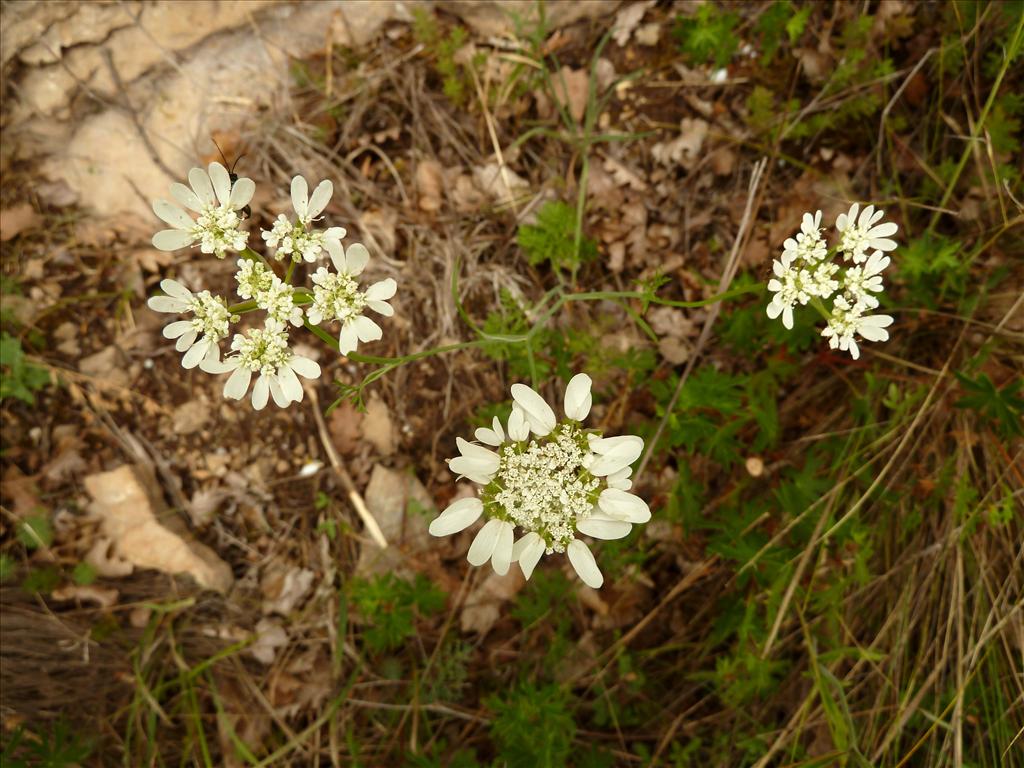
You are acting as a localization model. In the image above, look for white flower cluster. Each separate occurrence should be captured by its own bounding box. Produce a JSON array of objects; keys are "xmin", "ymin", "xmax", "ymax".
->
[
  {"xmin": 261, "ymin": 176, "xmax": 346, "ymax": 263},
  {"xmin": 428, "ymin": 375, "xmax": 649, "ymax": 589},
  {"xmin": 768, "ymin": 204, "xmax": 897, "ymax": 360},
  {"xmin": 152, "ymin": 162, "xmax": 254, "ymax": 259},
  {"xmin": 308, "ymin": 241, "xmax": 397, "ymax": 355},
  {"xmin": 148, "ymin": 169, "xmax": 399, "ymax": 408},
  {"xmin": 235, "ymin": 260, "xmax": 303, "ymax": 327}
]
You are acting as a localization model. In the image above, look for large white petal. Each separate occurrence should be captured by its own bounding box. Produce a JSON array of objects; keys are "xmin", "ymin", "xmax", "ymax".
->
[
  {"xmin": 563, "ymin": 373, "xmax": 593, "ymax": 421},
  {"xmin": 345, "ymin": 243, "xmax": 370, "ymax": 275},
  {"xmin": 576, "ymin": 516, "xmax": 632, "ymax": 540},
  {"xmin": 513, "ymin": 533, "xmax": 545, "ymax": 580},
  {"xmin": 170, "ymin": 182, "xmax": 204, "ymax": 212},
  {"xmin": 449, "ymin": 456, "xmax": 499, "ymax": 483},
  {"xmin": 174, "ymin": 330, "xmax": 197, "ymax": 352},
  {"xmin": 507, "ymin": 405, "xmax": 530, "ymax": 442},
  {"xmin": 289, "ymin": 356, "xmax": 321, "ymax": 380},
  {"xmin": 181, "ymin": 338, "xmax": 211, "ymax": 369},
  {"xmin": 290, "ymin": 175, "xmax": 309, "ymax": 220},
  {"xmin": 152, "ymin": 199, "xmax": 194, "ymax": 230},
  {"xmin": 338, "ymin": 323, "xmax": 359, "ymax": 355},
  {"xmin": 510, "ymin": 383, "xmax": 556, "ymax": 436},
  {"xmin": 467, "ymin": 518, "xmax": 503, "ymax": 566},
  {"xmin": 268, "ymin": 376, "xmax": 290, "ymax": 408},
  {"xmin": 365, "ymin": 278, "xmax": 397, "ymax": 302},
  {"xmin": 567, "ymin": 539, "xmax": 603, "ymax": 589},
  {"xmin": 148, "ymin": 296, "xmax": 190, "ymax": 314},
  {"xmin": 224, "ymin": 366, "xmax": 252, "ymax": 400},
  {"xmin": 208, "ymin": 162, "xmax": 232, "ymax": 206},
  {"xmin": 188, "ymin": 166, "xmax": 216, "ymax": 206},
  {"xmin": 588, "ymin": 435, "xmax": 644, "ymax": 476},
  {"xmin": 597, "ymin": 488, "xmax": 650, "ymax": 524},
  {"xmin": 229, "ymin": 177, "xmax": 255, "ymax": 210},
  {"xmin": 162, "ymin": 320, "xmax": 193, "ymax": 339},
  {"xmin": 326, "ymin": 239, "xmax": 346, "ymax": 273},
  {"xmin": 252, "ymin": 375, "xmax": 270, "ymax": 410},
  {"xmin": 474, "ymin": 415, "xmax": 505, "ymax": 447},
  {"xmin": 153, "ymin": 229, "xmax": 195, "ymax": 251},
  {"xmin": 429, "ymin": 497, "xmax": 483, "ymax": 537},
  {"xmin": 160, "ymin": 278, "xmax": 192, "ymax": 300},
  {"xmin": 353, "ymin": 316, "xmax": 382, "ymax": 343},
  {"xmin": 278, "ymin": 365, "xmax": 304, "ymax": 404},
  {"xmin": 307, "ymin": 180, "xmax": 333, "ymax": 220},
  {"xmin": 491, "ymin": 521, "xmax": 514, "ymax": 575},
  {"xmin": 202, "ymin": 356, "xmax": 237, "ymax": 375},
  {"xmin": 367, "ymin": 299, "xmax": 394, "ymax": 317}
]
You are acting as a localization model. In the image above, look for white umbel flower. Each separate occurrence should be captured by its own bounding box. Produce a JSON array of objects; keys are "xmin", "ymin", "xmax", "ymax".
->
[
  {"xmin": 768, "ymin": 204, "xmax": 896, "ymax": 357},
  {"xmin": 429, "ymin": 374, "xmax": 649, "ymax": 588},
  {"xmin": 836, "ymin": 203, "xmax": 899, "ymax": 263},
  {"xmin": 202, "ymin": 319, "xmax": 321, "ymax": 409},
  {"xmin": 260, "ymin": 175, "xmax": 346, "ymax": 263},
  {"xmin": 821, "ymin": 296, "xmax": 894, "ymax": 361},
  {"xmin": 307, "ymin": 240, "xmax": 397, "ymax": 356},
  {"xmin": 147, "ymin": 278, "xmax": 236, "ymax": 369},
  {"xmin": 152, "ymin": 162, "xmax": 254, "ymax": 259},
  {"xmin": 234, "ymin": 260, "xmax": 303, "ymax": 327}
]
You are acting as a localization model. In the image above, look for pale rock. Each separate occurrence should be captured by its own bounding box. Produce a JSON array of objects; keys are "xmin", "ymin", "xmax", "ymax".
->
[
  {"xmin": 355, "ymin": 465, "xmax": 434, "ymax": 576},
  {"xmin": 440, "ymin": 0, "xmax": 618, "ymax": 37},
  {"xmin": 172, "ymin": 400, "xmax": 209, "ymax": 436},
  {"xmin": 250, "ymin": 618, "xmax": 288, "ymax": 665}
]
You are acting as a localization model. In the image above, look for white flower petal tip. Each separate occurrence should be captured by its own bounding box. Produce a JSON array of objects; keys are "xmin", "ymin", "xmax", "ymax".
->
[
  {"xmin": 563, "ymin": 373, "xmax": 593, "ymax": 421},
  {"xmin": 467, "ymin": 518, "xmax": 514, "ymax": 574},
  {"xmin": 506, "ymin": 406, "xmax": 530, "ymax": 442},
  {"xmin": 474, "ymin": 416, "xmax": 506, "ymax": 447},
  {"xmin": 512, "ymin": 532, "xmax": 546, "ymax": 580},
  {"xmin": 597, "ymin": 488, "xmax": 651, "ymax": 524},
  {"xmin": 510, "ymin": 383, "xmax": 557, "ymax": 436},
  {"xmin": 429, "ymin": 497, "xmax": 484, "ymax": 537},
  {"xmin": 589, "ymin": 435, "xmax": 644, "ymax": 476},
  {"xmin": 567, "ymin": 539, "xmax": 604, "ymax": 589},
  {"xmin": 576, "ymin": 515, "xmax": 632, "ymax": 540}
]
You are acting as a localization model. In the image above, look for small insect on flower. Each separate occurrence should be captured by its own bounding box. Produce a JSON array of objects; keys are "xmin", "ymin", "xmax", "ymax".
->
[
  {"xmin": 213, "ymin": 139, "xmax": 251, "ymax": 220},
  {"xmin": 429, "ymin": 374, "xmax": 649, "ymax": 589}
]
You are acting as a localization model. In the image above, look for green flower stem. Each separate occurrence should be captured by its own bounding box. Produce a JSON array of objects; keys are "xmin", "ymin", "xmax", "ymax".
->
[
  {"xmin": 284, "ymin": 261, "xmax": 296, "ymax": 285},
  {"xmin": 809, "ymin": 296, "xmax": 832, "ymax": 322},
  {"xmin": 227, "ymin": 299, "xmax": 258, "ymax": 314}
]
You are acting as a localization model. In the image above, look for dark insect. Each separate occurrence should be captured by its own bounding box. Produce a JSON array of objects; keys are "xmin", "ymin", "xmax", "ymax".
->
[{"xmin": 212, "ymin": 139, "xmax": 251, "ymax": 220}]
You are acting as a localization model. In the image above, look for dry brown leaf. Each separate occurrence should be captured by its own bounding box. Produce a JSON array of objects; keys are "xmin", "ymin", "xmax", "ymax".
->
[
  {"xmin": 651, "ymin": 118, "xmax": 708, "ymax": 169},
  {"xmin": 361, "ymin": 394, "xmax": 396, "ymax": 456},
  {"xmin": 0, "ymin": 203, "xmax": 41, "ymax": 241},
  {"xmin": 261, "ymin": 561, "xmax": 315, "ymax": 616},
  {"xmin": 553, "ymin": 66, "xmax": 589, "ymax": 123},
  {"xmin": 416, "ymin": 159, "xmax": 444, "ymax": 212},
  {"xmin": 134, "ymin": 248, "xmax": 174, "ymax": 273},
  {"xmin": 328, "ymin": 399, "xmax": 363, "ymax": 455},
  {"xmin": 611, "ymin": 0, "xmax": 656, "ymax": 46},
  {"xmin": 472, "ymin": 163, "xmax": 530, "ymax": 202},
  {"xmin": 249, "ymin": 618, "xmax": 288, "ymax": 665},
  {"xmin": 84, "ymin": 465, "xmax": 233, "ymax": 593},
  {"xmin": 460, "ymin": 568, "xmax": 525, "ymax": 635}
]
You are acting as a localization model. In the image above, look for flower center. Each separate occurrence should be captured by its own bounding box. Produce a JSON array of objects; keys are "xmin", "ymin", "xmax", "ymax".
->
[
  {"xmin": 193, "ymin": 205, "xmax": 247, "ymax": 258},
  {"xmin": 485, "ymin": 425, "xmax": 599, "ymax": 553},
  {"xmin": 233, "ymin": 323, "xmax": 291, "ymax": 375},
  {"xmin": 311, "ymin": 269, "xmax": 367, "ymax": 324},
  {"xmin": 264, "ymin": 216, "xmax": 326, "ymax": 262},
  {"xmin": 188, "ymin": 291, "xmax": 233, "ymax": 340}
]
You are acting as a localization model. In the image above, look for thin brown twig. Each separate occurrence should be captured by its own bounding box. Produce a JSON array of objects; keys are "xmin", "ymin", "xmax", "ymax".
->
[{"xmin": 304, "ymin": 384, "xmax": 388, "ymax": 549}]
